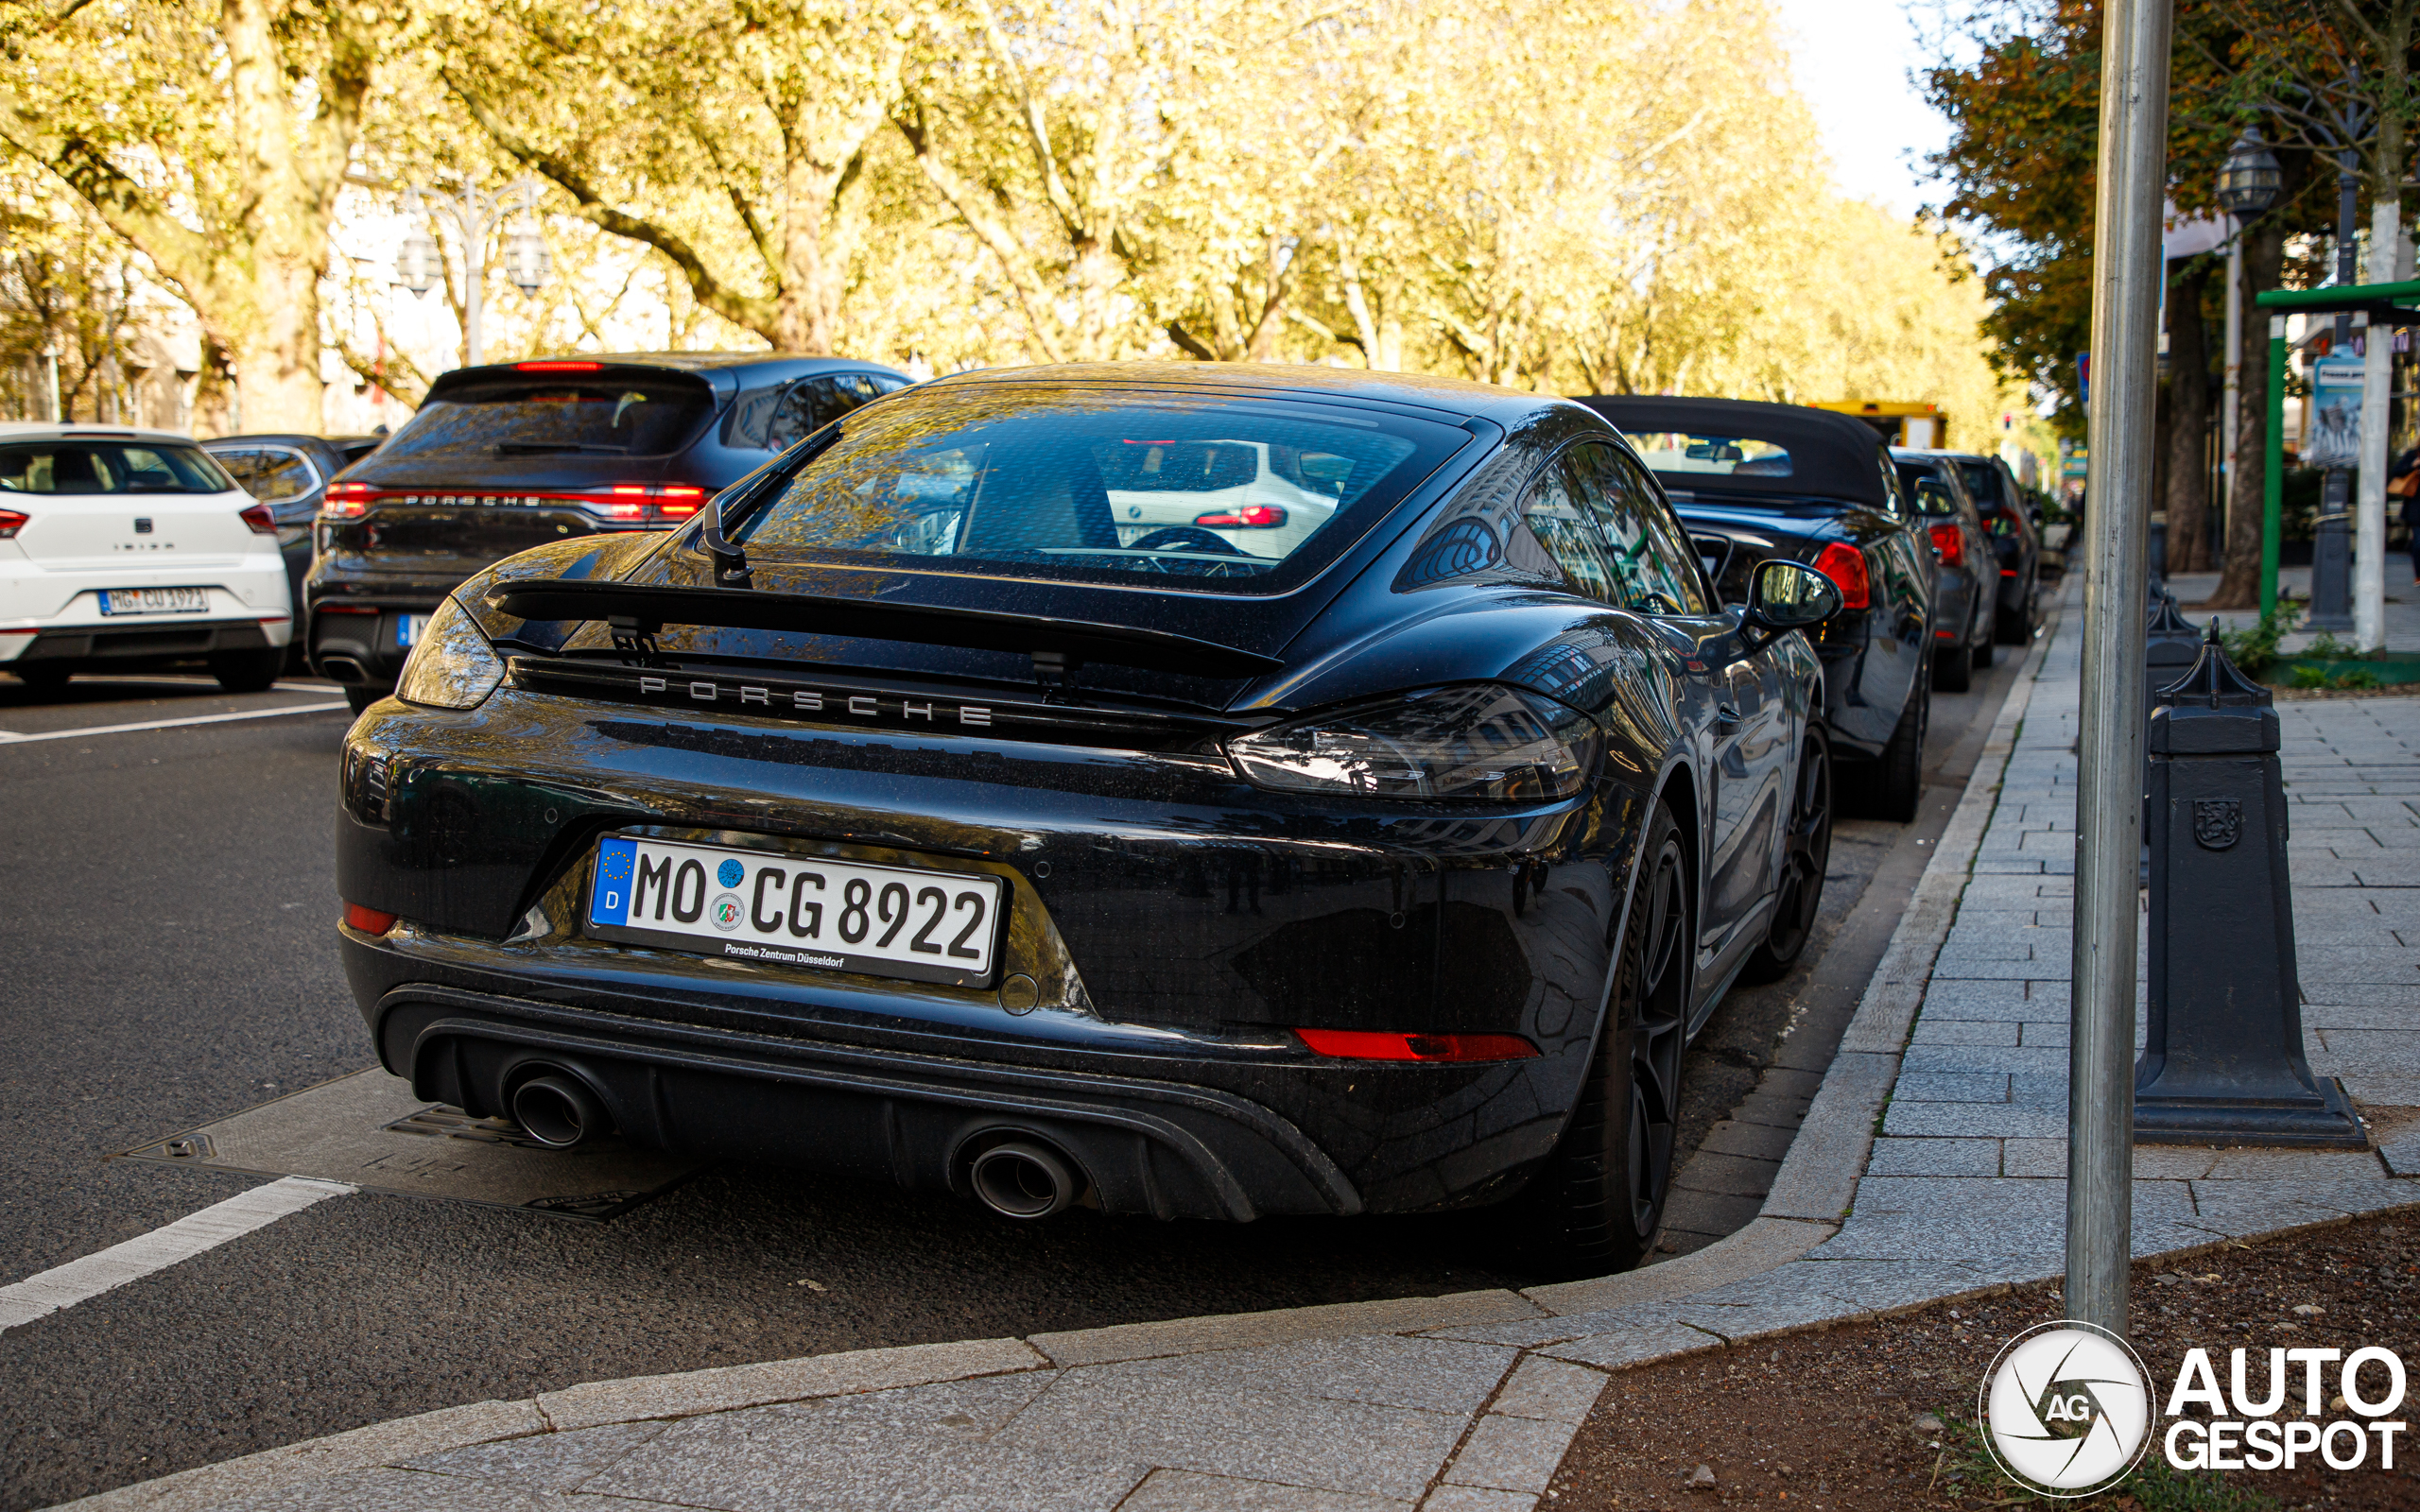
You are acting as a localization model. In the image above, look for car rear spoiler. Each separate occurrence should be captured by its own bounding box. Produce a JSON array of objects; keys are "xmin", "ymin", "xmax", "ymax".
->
[{"xmin": 489, "ymin": 578, "xmax": 1284, "ymax": 682}]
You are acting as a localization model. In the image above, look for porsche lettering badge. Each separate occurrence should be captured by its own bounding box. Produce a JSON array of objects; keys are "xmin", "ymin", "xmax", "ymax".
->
[{"xmin": 633, "ymin": 674, "xmax": 993, "ymax": 727}]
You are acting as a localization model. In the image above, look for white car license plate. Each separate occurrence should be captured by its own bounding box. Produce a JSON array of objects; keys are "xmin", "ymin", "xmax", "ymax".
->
[
  {"xmin": 396, "ymin": 614, "xmax": 430, "ymax": 648},
  {"xmin": 99, "ymin": 587, "xmax": 209, "ymax": 616},
  {"xmin": 586, "ymin": 836, "xmax": 1006, "ymax": 988}
]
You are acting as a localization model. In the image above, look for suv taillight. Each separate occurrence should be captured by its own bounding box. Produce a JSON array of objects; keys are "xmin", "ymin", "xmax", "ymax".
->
[
  {"xmin": 0, "ymin": 508, "xmax": 25, "ymax": 539},
  {"xmin": 1811, "ymin": 542, "xmax": 1871, "ymax": 610},
  {"xmin": 239, "ymin": 503, "xmax": 277, "ymax": 534},
  {"xmin": 584, "ymin": 484, "xmax": 706, "ymax": 524},
  {"xmin": 323, "ymin": 482, "xmax": 375, "ymax": 518},
  {"xmin": 1928, "ymin": 522, "xmax": 1965, "ymax": 568},
  {"xmin": 1195, "ymin": 504, "xmax": 1288, "ymax": 527}
]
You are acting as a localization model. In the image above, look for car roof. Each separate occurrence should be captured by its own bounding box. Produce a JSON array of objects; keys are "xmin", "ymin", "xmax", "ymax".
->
[
  {"xmin": 201, "ymin": 433, "xmax": 367, "ymax": 451},
  {"xmin": 915, "ymin": 361, "xmax": 1570, "ymax": 426},
  {"xmin": 1568, "ymin": 394, "xmax": 1895, "ymax": 509},
  {"xmin": 0, "ymin": 421, "xmax": 207, "ymax": 447}
]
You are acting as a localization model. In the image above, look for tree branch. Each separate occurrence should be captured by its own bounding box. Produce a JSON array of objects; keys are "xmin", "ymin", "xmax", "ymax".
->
[{"xmin": 444, "ymin": 70, "xmax": 780, "ymax": 339}]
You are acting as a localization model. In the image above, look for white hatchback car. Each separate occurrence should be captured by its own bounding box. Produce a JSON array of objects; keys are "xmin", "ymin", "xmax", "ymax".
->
[
  {"xmin": 1099, "ymin": 438, "xmax": 1346, "ymax": 559},
  {"xmin": 0, "ymin": 423, "xmax": 295, "ymax": 692}
]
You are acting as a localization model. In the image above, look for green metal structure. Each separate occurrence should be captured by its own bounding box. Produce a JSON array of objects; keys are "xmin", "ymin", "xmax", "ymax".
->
[{"xmin": 2252, "ymin": 279, "xmax": 2420, "ymax": 616}]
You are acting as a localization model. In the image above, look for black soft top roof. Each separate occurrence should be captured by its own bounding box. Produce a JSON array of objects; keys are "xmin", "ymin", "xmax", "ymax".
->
[{"xmin": 1569, "ymin": 395, "xmax": 1895, "ymax": 509}]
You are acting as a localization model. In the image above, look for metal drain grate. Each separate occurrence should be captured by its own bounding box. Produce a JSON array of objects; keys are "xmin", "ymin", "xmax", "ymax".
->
[{"xmin": 382, "ymin": 1106, "xmax": 549, "ymax": 1149}]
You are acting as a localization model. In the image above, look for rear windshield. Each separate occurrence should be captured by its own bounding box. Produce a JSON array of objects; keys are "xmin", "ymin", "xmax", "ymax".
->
[
  {"xmin": 1896, "ymin": 464, "xmax": 1962, "ymax": 517},
  {"xmin": 0, "ymin": 440, "xmax": 233, "ymax": 494},
  {"xmin": 374, "ymin": 377, "xmax": 712, "ymax": 462},
  {"xmin": 733, "ymin": 387, "xmax": 1462, "ymax": 594},
  {"xmin": 1628, "ymin": 431, "xmax": 1792, "ymax": 477},
  {"xmin": 1956, "ymin": 460, "xmax": 2007, "ymax": 510}
]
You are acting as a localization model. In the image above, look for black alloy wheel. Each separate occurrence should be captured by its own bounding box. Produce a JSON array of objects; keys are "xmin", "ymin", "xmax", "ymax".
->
[
  {"xmin": 1743, "ymin": 730, "xmax": 1832, "ymax": 983},
  {"xmin": 1972, "ymin": 624, "xmax": 1995, "ymax": 669},
  {"xmin": 1996, "ymin": 569, "xmax": 2040, "ymax": 644},
  {"xmin": 210, "ymin": 647, "xmax": 285, "ymax": 693},
  {"xmin": 1514, "ymin": 800, "xmax": 1690, "ymax": 1278}
]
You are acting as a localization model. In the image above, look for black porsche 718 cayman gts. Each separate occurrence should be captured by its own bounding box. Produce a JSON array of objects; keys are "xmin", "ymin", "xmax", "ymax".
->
[{"xmin": 337, "ymin": 364, "xmax": 1841, "ymax": 1275}]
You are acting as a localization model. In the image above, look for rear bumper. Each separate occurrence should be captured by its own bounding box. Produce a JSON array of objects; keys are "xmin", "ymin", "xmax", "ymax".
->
[
  {"xmin": 307, "ymin": 595, "xmax": 446, "ymax": 687},
  {"xmin": 362, "ymin": 977, "xmax": 1364, "ymax": 1222},
  {"xmin": 0, "ymin": 614, "xmax": 286, "ymax": 664}
]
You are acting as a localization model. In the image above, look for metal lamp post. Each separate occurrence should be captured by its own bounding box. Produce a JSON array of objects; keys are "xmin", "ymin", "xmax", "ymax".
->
[
  {"xmin": 2218, "ymin": 134, "xmax": 2281, "ymax": 553},
  {"xmin": 393, "ymin": 178, "xmax": 551, "ymax": 367},
  {"xmin": 2309, "ymin": 145, "xmax": 2366, "ymax": 632}
]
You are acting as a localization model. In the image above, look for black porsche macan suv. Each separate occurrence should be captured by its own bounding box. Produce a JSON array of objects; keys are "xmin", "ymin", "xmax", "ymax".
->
[
  {"xmin": 306, "ymin": 353, "xmax": 910, "ymax": 711},
  {"xmin": 1574, "ymin": 396, "xmax": 1937, "ymax": 821},
  {"xmin": 338, "ymin": 365, "xmax": 1848, "ymax": 1275}
]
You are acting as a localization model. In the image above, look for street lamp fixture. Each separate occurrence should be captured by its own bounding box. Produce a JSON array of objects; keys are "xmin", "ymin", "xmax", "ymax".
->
[
  {"xmin": 387, "ymin": 176, "xmax": 551, "ymax": 366},
  {"xmin": 504, "ymin": 213, "xmax": 553, "ymax": 300},
  {"xmin": 2218, "ymin": 131, "xmax": 2282, "ymax": 219},
  {"xmin": 396, "ymin": 189, "xmax": 441, "ymax": 298}
]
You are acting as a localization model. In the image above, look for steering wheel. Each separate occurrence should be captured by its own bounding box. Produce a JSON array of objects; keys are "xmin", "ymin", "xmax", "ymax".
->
[{"xmin": 1130, "ymin": 525, "xmax": 1247, "ymax": 556}]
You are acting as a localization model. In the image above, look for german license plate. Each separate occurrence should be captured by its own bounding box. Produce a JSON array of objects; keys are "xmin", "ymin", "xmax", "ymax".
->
[
  {"xmin": 585, "ymin": 836, "xmax": 1005, "ymax": 988},
  {"xmin": 397, "ymin": 614, "xmax": 430, "ymax": 648},
  {"xmin": 99, "ymin": 587, "xmax": 208, "ymax": 615}
]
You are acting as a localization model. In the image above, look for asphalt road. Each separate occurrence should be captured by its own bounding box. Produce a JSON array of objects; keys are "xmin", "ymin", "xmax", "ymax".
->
[{"xmin": 0, "ymin": 647, "xmax": 2031, "ymax": 1510}]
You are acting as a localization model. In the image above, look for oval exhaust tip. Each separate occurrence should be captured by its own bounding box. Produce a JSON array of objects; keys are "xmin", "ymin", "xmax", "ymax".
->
[
  {"xmin": 968, "ymin": 1140, "xmax": 1080, "ymax": 1220},
  {"xmin": 510, "ymin": 1073, "xmax": 607, "ymax": 1150}
]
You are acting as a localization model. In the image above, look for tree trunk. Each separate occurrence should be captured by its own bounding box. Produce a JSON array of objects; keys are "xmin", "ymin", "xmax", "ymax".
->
[
  {"xmin": 217, "ymin": 0, "xmax": 335, "ymax": 433},
  {"xmin": 2165, "ymin": 262, "xmax": 2213, "ymax": 573},
  {"xmin": 2209, "ymin": 218, "xmax": 2289, "ymax": 610}
]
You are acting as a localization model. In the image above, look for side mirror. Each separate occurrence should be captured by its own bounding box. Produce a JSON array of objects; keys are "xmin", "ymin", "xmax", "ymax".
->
[{"xmin": 1744, "ymin": 558, "xmax": 1842, "ymax": 631}]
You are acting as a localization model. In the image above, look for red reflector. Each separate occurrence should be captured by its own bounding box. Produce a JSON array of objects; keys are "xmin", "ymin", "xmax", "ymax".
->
[
  {"xmin": 1194, "ymin": 504, "xmax": 1288, "ymax": 528},
  {"xmin": 0, "ymin": 508, "xmax": 26, "ymax": 539},
  {"xmin": 517, "ymin": 360, "xmax": 602, "ymax": 371},
  {"xmin": 1928, "ymin": 522, "xmax": 1965, "ymax": 568},
  {"xmin": 320, "ymin": 604, "xmax": 381, "ymax": 615},
  {"xmin": 1810, "ymin": 542, "xmax": 1871, "ymax": 610},
  {"xmin": 1294, "ymin": 1028, "xmax": 1540, "ymax": 1062},
  {"xmin": 2001, "ymin": 568, "xmax": 2017, "ymax": 577},
  {"xmin": 344, "ymin": 902, "xmax": 399, "ymax": 936},
  {"xmin": 239, "ymin": 503, "xmax": 277, "ymax": 535}
]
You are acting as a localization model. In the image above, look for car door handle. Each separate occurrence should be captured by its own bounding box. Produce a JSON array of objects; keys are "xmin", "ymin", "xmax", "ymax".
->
[{"xmin": 1715, "ymin": 703, "xmax": 1743, "ymax": 732}]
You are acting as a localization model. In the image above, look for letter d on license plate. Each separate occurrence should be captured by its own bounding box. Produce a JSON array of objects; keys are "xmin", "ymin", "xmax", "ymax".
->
[{"xmin": 586, "ymin": 835, "xmax": 1005, "ymax": 988}]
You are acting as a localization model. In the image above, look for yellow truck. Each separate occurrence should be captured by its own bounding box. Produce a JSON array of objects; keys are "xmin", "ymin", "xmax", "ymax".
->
[{"xmin": 1812, "ymin": 401, "xmax": 1947, "ymax": 450}]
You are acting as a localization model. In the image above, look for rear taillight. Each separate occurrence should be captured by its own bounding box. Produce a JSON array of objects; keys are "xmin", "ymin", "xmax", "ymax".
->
[
  {"xmin": 1194, "ymin": 504, "xmax": 1288, "ymax": 528},
  {"xmin": 1928, "ymin": 523, "xmax": 1964, "ymax": 568},
  {"xmin": 1811, "ymin": 542, "xmax": 1871, "ymax": 610},
  {"xmin": 343, "ymin": 902, "xmax": 398, "ymax": 936},
  {"xmin": 323, "ymin": 482, "xmax": 375, "ymax": 518},
  {"xmin": 0, "ymin": 508, "xmax": 25, "ymax": 539},
  {"xmin": 1294, "ymin": 1028, "xmax": 1541, "ymax": 1062},
  {"xmin": 239, "ymin": 503, "xmax": 277, "ymax": 534}
]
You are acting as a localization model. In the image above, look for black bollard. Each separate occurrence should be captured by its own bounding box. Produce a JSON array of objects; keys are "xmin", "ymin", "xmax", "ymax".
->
[
  {"xmin": 2134, "ymin": 622, "xmax": 2366, "ymax": 1146},
  {"xmin": 2141, "ymin": 594, "xmax": 2203, "ymax": 885}
]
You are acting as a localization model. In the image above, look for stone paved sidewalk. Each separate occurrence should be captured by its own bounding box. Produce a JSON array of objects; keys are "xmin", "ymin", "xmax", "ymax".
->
[{"xmin": 64, "ymin": 586, "xmax": 2420, "ymax": 1512}]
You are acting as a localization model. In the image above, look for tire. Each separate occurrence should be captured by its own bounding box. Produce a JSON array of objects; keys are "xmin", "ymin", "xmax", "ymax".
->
[
  {"xmin": 1512, "ymin": 800, "xmax": 1690, "ymax": 1278},
  {"xmin": 344, "ymin": 685, "xmax": 384, "ymax": 714},
  {"xmin": 1742, "ymin": 729, "xmax": 1832, "ymax": 984},
  {"xmin": 12, "ymin": 662, "xmax": 72, "ymax": 691},
  {"xmin": 1859, "ymin": 667, "xmax": 1928, "ymax": 823},
  {"xmin": 1972, "ymin": 631, "xmax": 1994, "ymax": 670},
  {"xmin": 1932, "ymin": 630, "xmax": 1972, "ymax": 691},
  {"xmin": 210, "ymin": 648, "xmax": 285, "ymax": 693}
]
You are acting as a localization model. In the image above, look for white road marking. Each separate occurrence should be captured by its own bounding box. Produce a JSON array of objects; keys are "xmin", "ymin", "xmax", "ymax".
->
[
  {"xmin": 0, "ymin": 700, "xmax": 351, "ymax": 745},
  {"xmin": 0, "ymin": 1177, "xmax": 354, "ymax": 1333}
]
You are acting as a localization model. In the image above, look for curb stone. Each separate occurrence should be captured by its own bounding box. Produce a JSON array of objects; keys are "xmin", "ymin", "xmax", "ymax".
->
[{"xmin": 55, "ymin": 620, "xmax": 2059, "ymax": 1512}]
